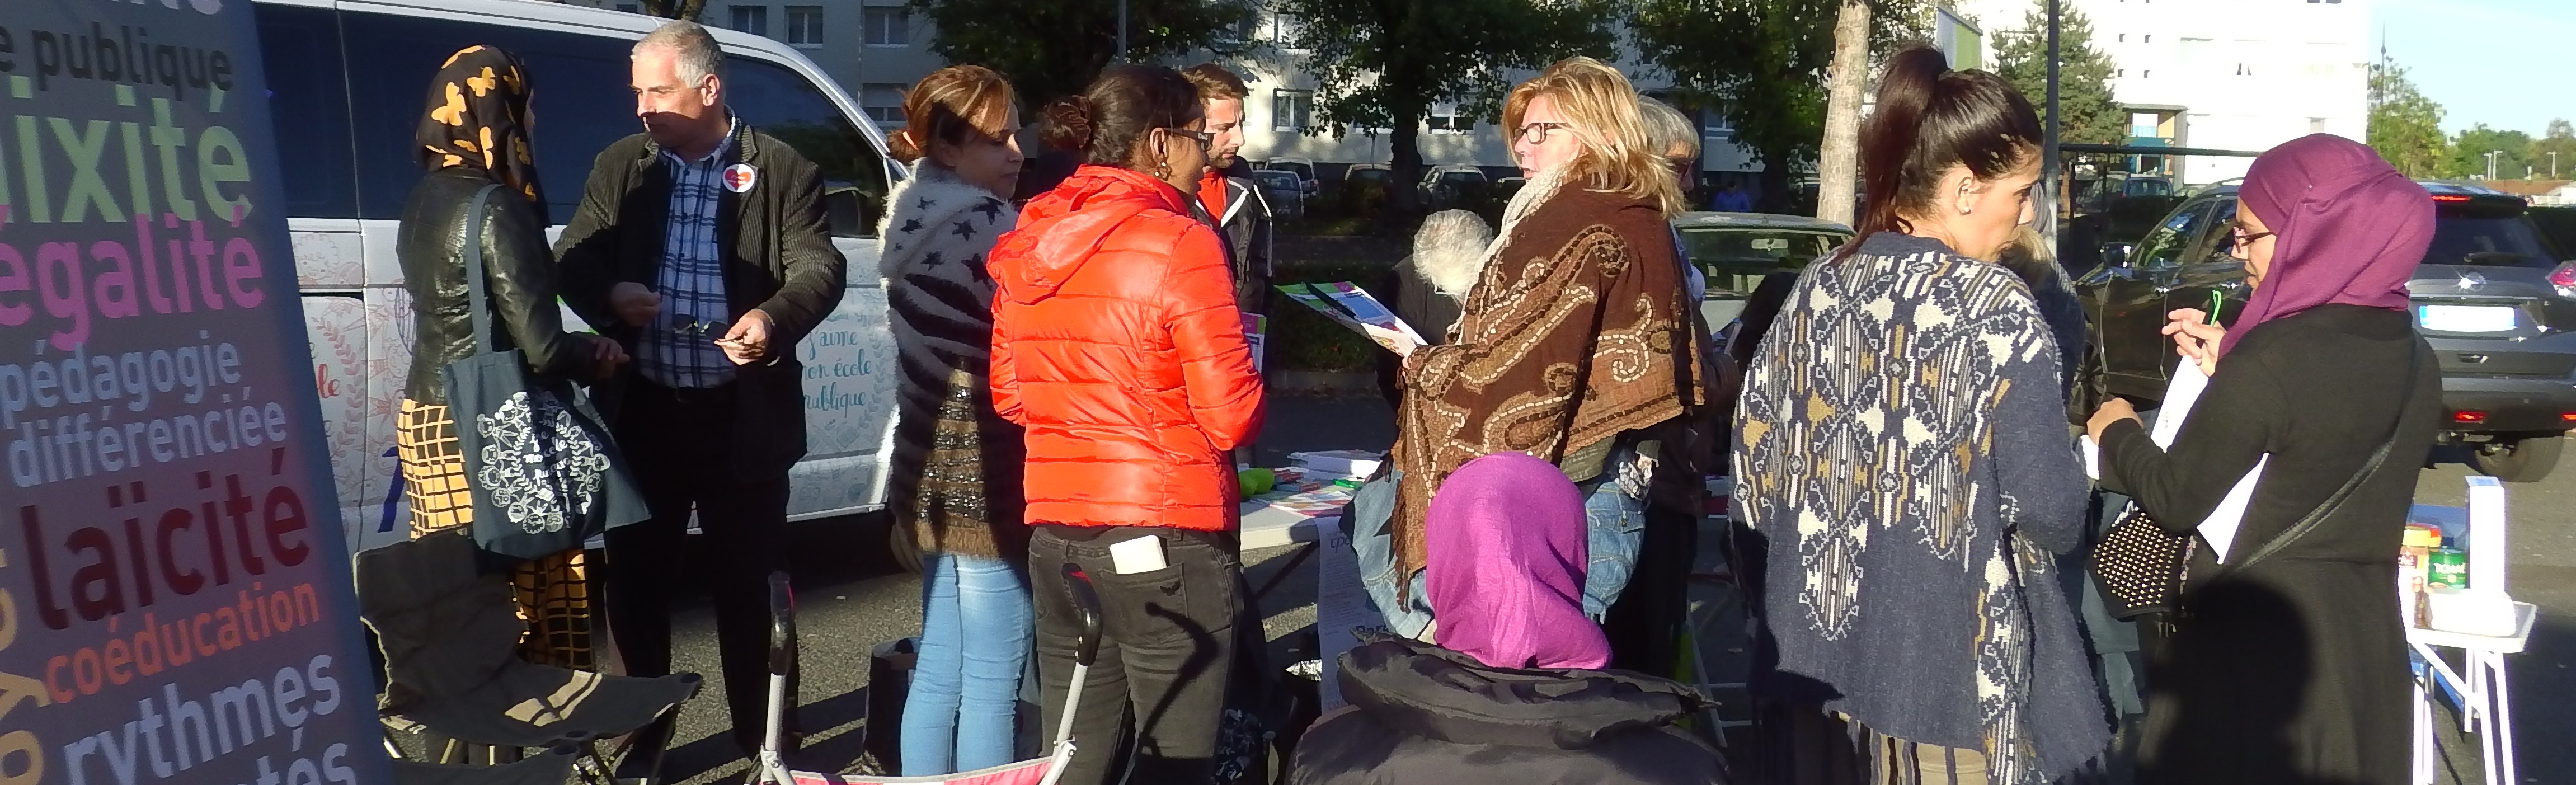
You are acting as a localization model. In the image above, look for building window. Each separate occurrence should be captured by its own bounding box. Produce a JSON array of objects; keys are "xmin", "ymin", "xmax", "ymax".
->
[
  {"xmin": 1272, "ymin": 12, "xmax": 1304, "ymax": 47},
  {"xmin": 2310, "ymin": 117, "xmax": 2326, "ymax": 133},
  {"xmin": 2142, "ymin": 69, "xmax": 2151, "ymax": 78},
  {"xmin": 1427, "ymin": 103, "xmax": 1473, "ymax": 134},
  {"xmin": 2117, "ymin": 69, "xmax": 2126, "ymax": 77},
  {"xmin": 1272, "ymin": 90, "xmax": 1312, "ymax": 132},
  {"xmin": 729, "ymin": 5, "xmax": 768, "ymax": 36},
  {"xmin": 786, "ymin": 6, "xmax": 823, "ymax": 46},
  {"xmin": 864, "ymin": 7, "xmax": 910, "ymax": 46},
  {"xmin": 2142, "ymin": 34, "xmax": 2152, "ymax": 42},
  {"xmin": 2117, "ymin": 33, "xmax": 2125, "ymax": 41},
  {"xmin": 862, "ymin": 83, "xmax": 906, "ymax": 125}
]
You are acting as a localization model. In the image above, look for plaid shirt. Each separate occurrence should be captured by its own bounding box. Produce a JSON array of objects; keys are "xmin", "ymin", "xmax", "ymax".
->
[{"xmin": 636, "ymin": 119, "xmax": 740, "ymax": 388}]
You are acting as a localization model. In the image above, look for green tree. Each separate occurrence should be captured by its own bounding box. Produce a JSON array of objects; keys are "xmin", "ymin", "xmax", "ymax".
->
[
  {"xmin": 2366, "ymin": 53, "xmax": 2448, "ymax": 178},
  {"xmin": 1273, "ymin": 0, "xmax": 1615, "ymax": 213},
  {"xmin": 911, "ymin": 0, "xmax": 1257, "ymax": 111},
  {"xmin": 636, "ymin": 0, "xmax": 708, "ymax": 21},
  {"xmin": 2529, "ymin": 118, "xmax": 2575, "ymax": 179},
  {"xmin": 1990, "ymin": 0, "xmax": 2124, "ymax": 146},
  {"xmin": 1630, "ymin": 0, "xmax": 1921, "ymax": 211},
  {"xmin": 2447, "ymin": 124, "xmax": 2534, "ymax": 180}
]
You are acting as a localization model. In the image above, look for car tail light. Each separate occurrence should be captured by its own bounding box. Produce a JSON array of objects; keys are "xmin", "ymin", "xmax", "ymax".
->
[
  {"xmin": 2550, "ymin": 261, "xmax": 2576, "ymax": 294},
  {"xmin": 2453, "ymin": 411, "xmax": 2489, "ymax": 424},
  {"xmin": 2432, "ymin": 194, "xmax": 2472, "ymax": 203},
  {"xmin": 2563, "ymin": 413, "xmax": 2576, "ymax": 424}
]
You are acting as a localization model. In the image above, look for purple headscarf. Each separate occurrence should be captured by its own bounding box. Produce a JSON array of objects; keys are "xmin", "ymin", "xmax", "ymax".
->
[
  {"xmin": 2218, "ymin": 133, "xmax": 2434, "ymax": 356},
  {"xmin": 1426, "ymin": 452, "xmax": 1610, "ymax": 670}
]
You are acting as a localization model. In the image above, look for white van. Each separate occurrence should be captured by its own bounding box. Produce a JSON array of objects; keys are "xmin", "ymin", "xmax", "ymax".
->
[{"xmin": 252, "ymin": 0, "xmax": 901, "ymax": 552}]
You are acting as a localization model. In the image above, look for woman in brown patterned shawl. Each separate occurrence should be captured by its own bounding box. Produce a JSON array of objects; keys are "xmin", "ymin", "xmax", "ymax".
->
[{"xmin": 1390, "ymin": 57, "xmax": 1707, "ymax": 621}]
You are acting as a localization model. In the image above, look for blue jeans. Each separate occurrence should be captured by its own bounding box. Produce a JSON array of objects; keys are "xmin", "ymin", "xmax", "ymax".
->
[
  {"xmin": 1578, "ymin": 478, "xmax": 1647, "ymax": 621},
  {"xmin": 901, "ymin": 552, "xmax": 1033, "ymax": 775}
]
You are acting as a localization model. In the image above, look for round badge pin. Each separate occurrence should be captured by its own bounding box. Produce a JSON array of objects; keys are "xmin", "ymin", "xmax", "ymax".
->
[{"xmin": 723, "ymin": 163, "xmax": 759, "ymax": 193}]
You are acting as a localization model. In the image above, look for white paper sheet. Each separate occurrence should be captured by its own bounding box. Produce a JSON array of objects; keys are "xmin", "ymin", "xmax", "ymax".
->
[{"xmin": 2125, "ymin": 360, "xmax": 2265, "ymax": 562}]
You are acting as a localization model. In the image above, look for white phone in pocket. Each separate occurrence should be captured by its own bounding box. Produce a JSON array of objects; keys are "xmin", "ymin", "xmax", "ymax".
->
[{"xmin": 1109, "ymin": 535, "xmax": 1170, "ymax": 575}]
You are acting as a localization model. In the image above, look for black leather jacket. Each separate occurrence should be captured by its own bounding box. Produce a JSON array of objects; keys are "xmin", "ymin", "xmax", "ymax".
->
[{"xmin": 398, "ymin": 167, "xmax": 595, "ymax": 405}]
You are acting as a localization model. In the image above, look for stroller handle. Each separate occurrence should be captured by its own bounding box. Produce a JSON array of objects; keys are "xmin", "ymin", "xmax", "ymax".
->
[
  {"xmin": 768, "ymin": 570, "xmax": 796, "ymax": 676},
  {"xmin": 1061, "ymin": 563, "xmax": 1103, "ymax": 668}
]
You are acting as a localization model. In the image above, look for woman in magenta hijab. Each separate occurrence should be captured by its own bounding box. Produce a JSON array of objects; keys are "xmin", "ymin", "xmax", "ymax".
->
[
  {"xmin": 2086, "ymin": 134, "xmax": 2440, "ymax": 785},
  {"xmin": 1287, "ymin": 453, "xmax": 1726, "ymax": 784}
]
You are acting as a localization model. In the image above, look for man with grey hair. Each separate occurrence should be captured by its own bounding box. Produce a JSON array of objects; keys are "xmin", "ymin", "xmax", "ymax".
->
[{"xmin": 557, "ymin": 18, "xmax": 847, "ymax": 769}]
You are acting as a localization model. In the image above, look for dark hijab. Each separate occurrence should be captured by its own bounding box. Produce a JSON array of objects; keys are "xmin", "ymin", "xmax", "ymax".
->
[
  {"xmin": 414, "ymin": 45, "xmax": 548, "ymax": 223},
  {"xmin": 2219, "ymin": 133, "xmax": 2432, "ymax": 356}
]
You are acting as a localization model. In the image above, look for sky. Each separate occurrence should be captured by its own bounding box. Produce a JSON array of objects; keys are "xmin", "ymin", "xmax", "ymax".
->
[{"xmin": 2377, "ymin": 0, "xmax": 2576, "ymax": 137}]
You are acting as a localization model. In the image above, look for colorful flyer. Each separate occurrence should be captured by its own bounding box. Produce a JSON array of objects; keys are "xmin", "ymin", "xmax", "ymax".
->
[{"xmin": 1276, "ymin": 281, "xmax": 1425, "ymax": 355}]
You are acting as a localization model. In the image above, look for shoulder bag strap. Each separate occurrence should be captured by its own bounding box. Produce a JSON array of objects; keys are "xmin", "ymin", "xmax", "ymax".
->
[
  {"xmin": 2227, "ymin": 339, "xmax": 2427, "ymax": 572},
  {"xmin": 460, "ymin": 184, "xmax": 504, "ymax": 356}
]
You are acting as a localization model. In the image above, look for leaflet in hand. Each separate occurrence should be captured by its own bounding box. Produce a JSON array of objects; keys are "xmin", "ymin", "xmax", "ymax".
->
[{"xmin": 1277, "ymin": 281, "xmax": 1426, "ymax": 355}]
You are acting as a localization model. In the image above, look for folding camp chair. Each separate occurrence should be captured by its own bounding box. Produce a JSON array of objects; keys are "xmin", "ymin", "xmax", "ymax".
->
[
  {"xmin": 391, "ymin": 744, "xmax": 582, "ymax": 785},
  {"xmin": 358, "ymin": 532, "xmax": 703, "ymax": 784},
  {"xmin": 752, "ymin": 566, "xmax": 1103, "ymax": 785}
]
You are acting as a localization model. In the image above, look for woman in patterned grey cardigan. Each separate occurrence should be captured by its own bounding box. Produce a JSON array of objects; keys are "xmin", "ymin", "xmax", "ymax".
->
[
  {"xmin": 877, "ymin": 66, "xmax": 1033, "ymax": 776},
  {"xmin": 1733, "ymin": 46, "xmax": 2106, "ymax": 784}
]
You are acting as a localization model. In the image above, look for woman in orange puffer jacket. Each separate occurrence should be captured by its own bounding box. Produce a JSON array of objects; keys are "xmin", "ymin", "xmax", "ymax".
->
[{"xmin": 985, "ymin": 64, "xmax": 1264, "ymax": 785}]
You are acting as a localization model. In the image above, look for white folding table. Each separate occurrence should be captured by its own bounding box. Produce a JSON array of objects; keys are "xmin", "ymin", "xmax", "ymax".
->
[{"xmin": 2407, "ymin": 602, "xmax": 2536, "ymax": 785}]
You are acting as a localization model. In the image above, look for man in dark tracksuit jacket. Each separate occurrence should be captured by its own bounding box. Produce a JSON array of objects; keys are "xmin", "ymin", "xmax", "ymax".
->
[
  {"xmin": 1180, "ymin": 64, "xmax": 1276, "ymax": 323},
  {"xmin": 554, "ymin": 20, "xmax": 846, "ymax": 769}
]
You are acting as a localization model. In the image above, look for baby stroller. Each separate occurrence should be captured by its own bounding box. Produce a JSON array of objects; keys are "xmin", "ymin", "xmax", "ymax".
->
[{"xmin": 752, "ymin": 566, "xmax": 1103, "ymax": 785}]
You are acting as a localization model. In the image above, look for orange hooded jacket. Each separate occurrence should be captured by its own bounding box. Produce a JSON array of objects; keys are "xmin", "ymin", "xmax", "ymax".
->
[{"xmin": 989, "ymin": 164, "xmax": 1266, "ymax": 530}]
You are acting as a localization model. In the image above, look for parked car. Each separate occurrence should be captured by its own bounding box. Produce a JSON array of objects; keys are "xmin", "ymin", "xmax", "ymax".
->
[
  {"xmin": 2078, "ymin": 181, "xmax": 2576, "ymax": 481},
  {"xmin": 1261, "ymin": 157, "xmax": 1320, "ymax": 197},
  {"xmin": 1672, "ymin": 212, "xmax": 1855, "ymax": 330},
  {"xmin": 253, "ymin": 0, "xmax": 903, "ymax": 549},
  {"xmin": 1251, "ymin": 169, "xmax": 1305, "ymax": 220},
  {"xmin": 1418, "ymin": 164, "xmax": 1489, "ymax": 209},
  {"xmin": 1339, "ymin": 163, "xmax": 1395, "ymax": 214}
]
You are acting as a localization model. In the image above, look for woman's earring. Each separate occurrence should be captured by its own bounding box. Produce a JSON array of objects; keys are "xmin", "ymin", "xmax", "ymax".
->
[{"xmin": 1154, "ymin": 161, "xmax": 1171, "ymax": 180}]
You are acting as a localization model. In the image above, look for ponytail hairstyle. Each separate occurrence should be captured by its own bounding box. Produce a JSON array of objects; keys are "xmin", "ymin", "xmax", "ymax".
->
[
  {"xmin": 886, "ymin": 65, "xmax": 1016, "ymax": 166},
  {"xmin": 1036, "ymin": 65, "xmax": 1205, "ymax": 168},
  {"xmin": 1853, "ymin": 45, "xmax": 2044, "ymax": 253},
  {"xmin": 1499, "ymin": 58, "xmax": 1686, "ymax": 215}
]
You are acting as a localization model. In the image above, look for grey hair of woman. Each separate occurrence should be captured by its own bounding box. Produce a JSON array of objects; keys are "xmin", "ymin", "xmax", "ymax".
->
[
  {"xmin": 634, "ymin": 20, "xmax": 726, "ymax": 86},
  {"xmin": 1638, "ymin": 96, "xmax": 1700, "ymax": 162}
]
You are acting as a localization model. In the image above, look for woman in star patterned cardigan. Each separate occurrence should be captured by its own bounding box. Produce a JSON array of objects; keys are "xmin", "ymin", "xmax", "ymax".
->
[{"xmin": 877, "ymin": 65, "xmax": 1033, "ymax": 777}]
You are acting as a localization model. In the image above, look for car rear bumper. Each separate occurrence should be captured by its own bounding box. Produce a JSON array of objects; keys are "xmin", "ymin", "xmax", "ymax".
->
[{"xmin": 2440, "ymin": 374, "xmax": 2576, "ymax": 433}]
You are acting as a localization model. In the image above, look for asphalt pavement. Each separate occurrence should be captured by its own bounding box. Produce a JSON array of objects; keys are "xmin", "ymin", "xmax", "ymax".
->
[{"xmin": 627, "ymin": 397, "xmax": 2569, "ymax": 784}]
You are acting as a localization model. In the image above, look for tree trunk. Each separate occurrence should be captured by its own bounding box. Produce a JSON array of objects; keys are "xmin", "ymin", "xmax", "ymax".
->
[
  {"xmin": 1815, "ymin": 0, "xmax": 1870, "ymax": 225},
  {"xmin": 1389, "ymin": 102, "xmax": 1426, "ymax": 217}
]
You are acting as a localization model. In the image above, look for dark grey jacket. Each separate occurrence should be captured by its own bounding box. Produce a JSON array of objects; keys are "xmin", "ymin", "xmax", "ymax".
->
[
  {"xmin": 1190, "ymin": 173, "xmax": 1275, "ymax": 317},
  {"xmin": 554, "ymin": 119, "xmax": 847, "ymax": 480},
  {"xmin": 398, "ymin": 168, "xmax": 597, "ymax": 405}
]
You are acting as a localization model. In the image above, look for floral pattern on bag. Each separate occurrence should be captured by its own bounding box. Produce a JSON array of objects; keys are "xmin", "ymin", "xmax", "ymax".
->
[{"xmin": 474, "ymin": 390, "xmax": 612, "ymax": 534}]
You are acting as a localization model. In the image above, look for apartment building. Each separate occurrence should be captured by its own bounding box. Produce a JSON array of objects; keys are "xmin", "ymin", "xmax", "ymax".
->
[{"xmin": 1952, "ymin": 0, "xmax": 2372, "ymax": 184}]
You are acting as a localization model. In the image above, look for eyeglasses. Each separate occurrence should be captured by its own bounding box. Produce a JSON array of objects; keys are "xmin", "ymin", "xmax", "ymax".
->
[
  {"xmin": 670, "ymin": 317, "xmax": 725, "ymax": 337},
  {"xmin": 1514, "ymin": 121, "xmax": 1572, "ymax": 145},
  {"xmin": 1164, "ymin": 128, "xmax": 1216, "ymax": 147},
  {"xmin": 2227, "ymin": 226, "xmax": 2277, "ymax": 258}
]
